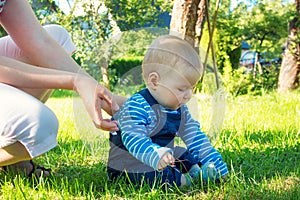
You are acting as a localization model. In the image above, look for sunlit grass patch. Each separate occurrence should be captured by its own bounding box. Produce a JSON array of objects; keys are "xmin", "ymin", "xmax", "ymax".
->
[{"xmin": 0, "ymin": 91, "xmax": 299, "ymax": 199}]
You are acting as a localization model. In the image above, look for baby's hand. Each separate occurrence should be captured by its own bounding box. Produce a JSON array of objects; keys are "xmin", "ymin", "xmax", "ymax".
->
[{"xmin": 158, "ymin": 152, "xmax": 175, "ymax": 170}]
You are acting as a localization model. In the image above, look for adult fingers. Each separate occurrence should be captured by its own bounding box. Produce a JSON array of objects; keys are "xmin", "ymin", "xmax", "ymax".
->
[
  {"xmin": 99, "ymin": 87, "xmax": 120, "ymax": 114},
  {"xmin": 93, "ymin": 95, "xmax": 118, "ymax": 131},
  {"xmin": 93, "ymin": 119, "xmax": 119, "ymax": 132}
]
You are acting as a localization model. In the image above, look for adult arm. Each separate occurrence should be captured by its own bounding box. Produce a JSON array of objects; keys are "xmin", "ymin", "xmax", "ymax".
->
[
  {"xmin": 0, "ymin": 0, "xmax": 124, "ymax": 130},
  {"xmin": 0, "ymin": 0, "xmax": 81, "ymax": 73},
  {"xmin": 0, "ymin": 56, "xmax": 118, "ymax": 131}
]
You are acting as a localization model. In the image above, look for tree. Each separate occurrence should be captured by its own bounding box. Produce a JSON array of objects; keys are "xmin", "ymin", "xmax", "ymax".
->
[
  {"xmin": 104, "ymin": 0, "xmax": 173, "ymax": 31},
  {"xmin": 170, "ymin": 0, "xmax": 227, "ymax": 143},
  {"xmin": 215, "ymin": 1, "xmax": 245, "ymax": 72},
  {"xmin": 278, "ymin": 0, "xmax": 300, "ymax": 92},
  {"xmin": 241, "ymin": 2, "xmax": 288, "ymax": 54},
  {"xmin": 170, "ymin": 0, "xmax": 223, "ymax": 90},
  {"xmin": 30, "ymin": 0, "xmax": 64, "ymax": 24},
  {"xmin": 213, "ymin": 0, "xmax": 294, "ymax": 96},
  {"xmin": 169, "ymin": 0, "xmax": 207, "ymax": 49},
  {"xmin": 69, "ymin": 0, "xmax": 113, "ymax": 89}
]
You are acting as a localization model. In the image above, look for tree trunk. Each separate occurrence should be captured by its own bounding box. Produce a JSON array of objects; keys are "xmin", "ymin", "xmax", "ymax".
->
[
  {"xmin": 278, "ymin": 0, "xmax": 300, "ymax": 93},
  {"xmin": 169, "ymin": 0, "xmax": 207, "ymax": 51}
]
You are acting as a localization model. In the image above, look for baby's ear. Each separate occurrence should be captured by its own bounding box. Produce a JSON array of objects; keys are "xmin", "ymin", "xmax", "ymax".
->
[{"xmin": 147, "ymin": 72, "xmax": 160, "ymax": 89}]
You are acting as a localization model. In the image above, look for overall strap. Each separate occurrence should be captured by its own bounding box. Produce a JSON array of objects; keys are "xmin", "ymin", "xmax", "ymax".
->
[
  {"xmin": 109, "ymin": 89, "xmax": 159, "ymax": 151},
  {"xmin": 138, "ymin": 88, "xmax": 166, "ymax": 137},
  {"xmin": 137, "ymin": 88, "xmax": 158, "ymax": 107},
  {"xmin": 138, "ymin": 89, "xmax": 181, "ymax": 148}
]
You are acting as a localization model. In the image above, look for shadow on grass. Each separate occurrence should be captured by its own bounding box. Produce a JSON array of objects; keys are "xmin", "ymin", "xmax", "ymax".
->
[
  {"xmin": 220, "ymin": 130, "xmax": 300, "ymax": 199},
  {"xmin": 1, "ymin": 134, "xmax": 299, "ymax": 199},
  {"xmin": 222, "ymin": 133, "xmax": 299, "ymax": 179},
  {"xmin": 52, "ymin": 136, "xmax": 299, "ymax": 199}
]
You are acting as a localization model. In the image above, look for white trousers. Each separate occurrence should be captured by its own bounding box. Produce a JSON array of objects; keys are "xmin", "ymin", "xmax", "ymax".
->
[{"xmin": 0, "ymin": 24, "xmax": 76, "ymax": 158}]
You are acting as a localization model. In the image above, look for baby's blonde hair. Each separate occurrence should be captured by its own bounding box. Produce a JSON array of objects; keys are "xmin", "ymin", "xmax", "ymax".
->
[{"xmin": 142, "ymin": 35, "xmax": 203, "ymax": 81}]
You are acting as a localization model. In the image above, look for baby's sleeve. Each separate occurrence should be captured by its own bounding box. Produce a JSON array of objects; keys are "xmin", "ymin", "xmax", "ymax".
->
[
  {"xmin": 179, "ymin": 106, "xmax": 229, "ymax": 177},
  {"xmin": 117, "ymin": 94, "xmax": 173, "ymax": 170}
]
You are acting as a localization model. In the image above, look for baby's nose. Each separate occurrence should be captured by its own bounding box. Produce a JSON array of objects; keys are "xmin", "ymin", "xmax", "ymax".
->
[{"xmin": 184, "ymin": 89, "xmax": 193, "ymax": 100}]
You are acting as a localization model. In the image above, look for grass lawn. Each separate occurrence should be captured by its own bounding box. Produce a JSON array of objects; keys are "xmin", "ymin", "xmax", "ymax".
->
[{"xmin": 0, "ymin": 91, "xmax": 299, "ymax": 199}]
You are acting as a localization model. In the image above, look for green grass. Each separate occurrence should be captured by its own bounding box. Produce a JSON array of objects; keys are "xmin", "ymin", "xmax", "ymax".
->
[{"xmin": 1, "ymin": 91, "xmax": 299, "ymax": 199}]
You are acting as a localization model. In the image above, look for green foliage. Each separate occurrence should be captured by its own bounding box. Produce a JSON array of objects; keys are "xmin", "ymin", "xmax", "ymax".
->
[
  {"xmin": 104, "ymin": 0, "xmax": 173, "ymax": 31},
  {"xmin": 68, "ymin": 2, "xmax": 113, "ymax": 81},
  {"xmin": 0, "ymin": 26, "xmax": 6, "ymax": 37},
  {"xmin": 222, "ymin": 59, "xmax": 252, "ymax": 96},
  {"xmin": 108, "ymin": 28, "xmax": 169, "ymax": 59},
  {"xmin": 214, "ymin": 1, "xmax": 245, "ymax": 72},
  {"xmin": 29, "ymin": 0, "xmax": 65, "ymax": 25},
  {"xmin": 109, "ymin": 57, "xmax": 143, "ymax": 77},
  {"xmin": 108, "ymin": 56, "xmax": 143, "ymax": 88},
  {"xmin": 240, "ymin": 1, "xmax": 291, "ymax": 56},
  {"xmin": 222, "ymin": 59, "xmax": 279, "ymax": 96},
  {"xmin": 103, "ymin": 28, "xmax": 168, "ymax": 93},
  {"xmin": 213, "ymin": 0, "xmax": 294, "ymax": 95},
  {"xmin": 29, "ymin": 0, "xmax": 112, "ymax": 82},
  {"xmin": 198, "ymin": 0, "xmax": 294, "ymax": 96},
  {"xmin": 250, "ymin": 68, "xmax": 280, "ymax": 95},
  {"xmin": 26, "ymin": 0, "xmax": 295, "ymax": 97}
]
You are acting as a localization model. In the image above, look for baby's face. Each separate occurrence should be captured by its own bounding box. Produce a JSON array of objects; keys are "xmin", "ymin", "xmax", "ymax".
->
[{"xmin": 154, "ymin": 65, "xmax": 200, "ymax": 110}]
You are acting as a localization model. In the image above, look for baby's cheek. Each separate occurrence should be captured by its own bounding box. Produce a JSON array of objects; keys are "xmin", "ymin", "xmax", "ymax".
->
[
  {"xmin": 170, "ymin": 92, "xmax": 180, "ymax": 102},
  {"xmin": 176, "ymin": 93, "xmax": 185, "ymax": 103}
]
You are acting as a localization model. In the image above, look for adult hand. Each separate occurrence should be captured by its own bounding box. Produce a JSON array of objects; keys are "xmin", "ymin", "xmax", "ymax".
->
[
  {"xmin": 74, "ymin": 74, "xmax": 119, "ymax": 131},
  {"xmin": 158, "ymin": 152, "xmax": 175, "ymax": 170}
]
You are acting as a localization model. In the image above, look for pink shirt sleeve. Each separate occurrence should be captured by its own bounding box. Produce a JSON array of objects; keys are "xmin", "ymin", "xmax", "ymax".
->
[
  {"xmin": 0, "ymin": 24, "xmax": 77, "ymax": 59},
  {"xmin": 43, "ymin": 24, "xmax": 77, "ymax": 55}
]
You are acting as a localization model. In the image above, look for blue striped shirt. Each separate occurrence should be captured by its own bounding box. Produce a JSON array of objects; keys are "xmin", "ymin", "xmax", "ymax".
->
[{"xmin": 113, "ymin": 92, "xmax": 228, "ymax": 177}]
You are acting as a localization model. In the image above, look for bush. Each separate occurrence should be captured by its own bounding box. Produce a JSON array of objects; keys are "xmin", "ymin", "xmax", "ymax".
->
[
  {"xmin": 222, "ymin": 62, "xmax": 279, "ymax": 96},
  {"xmin": 108, "ymin": 56, "xmax": 144, "ymax": 93}
]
